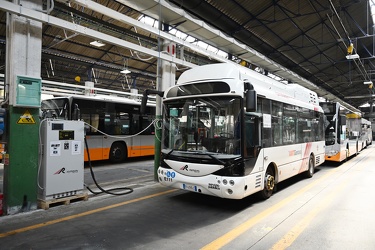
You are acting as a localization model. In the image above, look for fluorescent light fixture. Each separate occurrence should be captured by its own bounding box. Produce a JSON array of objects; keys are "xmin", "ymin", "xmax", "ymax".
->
[
  {"xmin": 364, "ymin": 81, "xmax": 373, "ymax": 84},
  {"xmin": 90, "ymin": 40, "xmax": 105, "ymax": 47},
  {"xmin": 346, "ymin": 54, "xmax": 360, "ymax": 60},
  {"xmin": 120, "ymin": 69, "xmax": 131, "ymax": 74}
]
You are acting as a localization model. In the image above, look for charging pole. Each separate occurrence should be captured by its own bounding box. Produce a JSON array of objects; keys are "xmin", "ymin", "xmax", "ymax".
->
[{"xmin": 3, "ymin": 0, "xmax": 43, "ymax": 215}]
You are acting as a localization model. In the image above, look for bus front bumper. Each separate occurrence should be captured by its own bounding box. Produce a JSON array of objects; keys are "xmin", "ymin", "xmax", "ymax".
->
[{"xmin": 157, "ymin": 166, "xmax": 248, "ymax": 199}]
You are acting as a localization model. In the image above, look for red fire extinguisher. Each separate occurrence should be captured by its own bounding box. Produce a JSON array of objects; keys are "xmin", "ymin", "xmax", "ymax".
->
[{"xmin": 0, "ymin": 193, "xmax": 3, "ymax": 216}]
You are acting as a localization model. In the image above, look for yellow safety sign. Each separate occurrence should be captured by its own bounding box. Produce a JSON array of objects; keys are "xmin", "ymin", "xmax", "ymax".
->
[{"xmin": 17, "ymin": 110, "xmax": 36, "ymax": 124}]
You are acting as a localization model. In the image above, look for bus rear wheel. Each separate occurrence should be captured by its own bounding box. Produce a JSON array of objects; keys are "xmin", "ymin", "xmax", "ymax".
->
[
  {"xmin": 109, "ymin": 142, "xmax": 126, "ymax": 163},
  {"xmin": 304, "ymin": 155, "xmax": 314, "ymax": 178},
  {"xmin": 259, "ymin": 166, "xmax": 275, "ymax": 200}
]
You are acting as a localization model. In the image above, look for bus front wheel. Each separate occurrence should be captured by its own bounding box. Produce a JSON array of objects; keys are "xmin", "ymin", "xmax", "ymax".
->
[
  {"xmin": 259, "ymin": 166, "xmax": 275, "ymax": 200},
  {"xmin": 109, "ymin": 142, "xmax": 126, "ymax": 163}
]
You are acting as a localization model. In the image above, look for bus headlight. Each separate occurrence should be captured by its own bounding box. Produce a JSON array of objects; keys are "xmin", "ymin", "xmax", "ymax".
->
[
  {"xmin": 227, "ymin": 189, "xmax": 233, "ymax": 195},
  {"xmin": 229, "ymin": 180, "xmax": 235, "ymax": 186},
  {"xmin": 223, "ymin": 179, "xmax": 228, "ymax": 185}
]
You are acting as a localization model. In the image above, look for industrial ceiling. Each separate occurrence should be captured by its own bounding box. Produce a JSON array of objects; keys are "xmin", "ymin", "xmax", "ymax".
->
[{"xmin": 0, "ymin": 0, "xmax": 374, "ymax": 110}]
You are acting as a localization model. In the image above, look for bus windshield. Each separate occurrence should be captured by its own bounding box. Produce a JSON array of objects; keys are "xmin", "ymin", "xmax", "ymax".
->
[
  {"xmin": 321, "ymin": 102, "xmax": 337, "ymax": 146},
  {"xmin": 162, "ymin": 96, "xmax": 242, "ymax": 156},
  {"xmin": 41, "ymin": 98, "xmax": 70, "ymax": 119}
]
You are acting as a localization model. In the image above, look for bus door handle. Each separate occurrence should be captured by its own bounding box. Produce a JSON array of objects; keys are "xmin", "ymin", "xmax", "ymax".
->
[
  {"xmin": 104, "ymin": 136, "xmax": 108, "ymax": 139},
  {"xmin": 264, "ymin": 156, "xmax": 268, "ymax": 161}
]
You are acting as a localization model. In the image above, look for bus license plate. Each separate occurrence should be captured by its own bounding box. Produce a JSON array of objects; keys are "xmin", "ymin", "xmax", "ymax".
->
[{"xmin": 182, "ymin": 183, "xmax": 198, "ymax": 192}]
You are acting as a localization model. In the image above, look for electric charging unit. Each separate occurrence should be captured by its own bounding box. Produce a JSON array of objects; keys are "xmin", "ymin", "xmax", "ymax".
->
[{"xmin": 38, "ymin": 119, "xmax": 85, "ymax": 201}]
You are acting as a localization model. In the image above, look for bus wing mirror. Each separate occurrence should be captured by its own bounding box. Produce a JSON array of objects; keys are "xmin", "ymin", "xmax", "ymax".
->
[
  {"xmin": 340, "ymin": 115, "xmax": 346, "ymax": 125},
  {"xmin": 140, "ymin": 89, "xmax": 164, "ymax": 114},
  {"xmin": 244, "ymin": 82, "xmax": 257, "ymax": 112}
]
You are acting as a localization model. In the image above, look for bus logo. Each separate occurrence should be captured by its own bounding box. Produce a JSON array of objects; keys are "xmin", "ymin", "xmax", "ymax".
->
[{"xmin": 180, "ymin": 165, "xmax": 189, "ymax": 171}]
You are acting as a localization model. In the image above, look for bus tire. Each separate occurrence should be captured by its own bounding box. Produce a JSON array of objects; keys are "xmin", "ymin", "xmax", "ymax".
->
[
  {"xmin": 304, "ymin": 155, "xmax": 314, "ymax": 178},
  {"xmin": 259, "ymin": 165, "xmax": 275, "ymax": 200},
  {"xmin": 109, "ymin": 142, "xmax": 127, "ymax": 163}
]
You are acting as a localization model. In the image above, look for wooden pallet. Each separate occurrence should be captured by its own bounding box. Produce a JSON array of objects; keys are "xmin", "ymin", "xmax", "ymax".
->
[{"xmin": 38, "ymin": 193, "xmax": 89, "ymax": 210}]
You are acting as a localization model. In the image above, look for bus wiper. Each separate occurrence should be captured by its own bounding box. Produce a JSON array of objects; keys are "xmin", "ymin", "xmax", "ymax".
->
[
  {"xmin": 165, "ymin": 149, "xmax": 174, "ymax": 157},
  {"xmin": 206, "ymin": 153, "xmax": 225, "ymax": 165}
]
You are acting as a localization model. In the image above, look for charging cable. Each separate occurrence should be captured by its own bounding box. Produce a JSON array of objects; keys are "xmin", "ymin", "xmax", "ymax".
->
[{"xmin": 84, "ymin": 136, "xmax": 133, "ymax": 196}]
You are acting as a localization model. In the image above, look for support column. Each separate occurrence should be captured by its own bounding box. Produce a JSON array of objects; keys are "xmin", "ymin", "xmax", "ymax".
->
[
  {"xmin": 3, "ymin": 0, "xmax": 43, "ymax": 215},
  {"xmin": 154, "ymin": 22, "xmax": 176, "ymax": 180}
]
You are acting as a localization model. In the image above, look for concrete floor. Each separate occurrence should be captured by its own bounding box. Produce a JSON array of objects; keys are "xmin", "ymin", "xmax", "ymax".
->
[{"xmin": 1, "ymin": 146, "xmax": 375, "ymax": 249}]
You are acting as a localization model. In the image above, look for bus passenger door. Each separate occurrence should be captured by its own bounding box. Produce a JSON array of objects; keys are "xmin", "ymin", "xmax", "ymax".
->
[
  {"xmin": 130, "ymin": 114, "xmax": 154, "ymax": 157},
  {"xmin": 244, "ymin": 114, "xmax": 263, "ymax": 174},
  {"xmin": 83, "ymin": 113, "xmax": 104, "ymax": 161}
]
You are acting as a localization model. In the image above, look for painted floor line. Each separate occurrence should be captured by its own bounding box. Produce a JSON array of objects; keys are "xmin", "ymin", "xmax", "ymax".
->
[
  {"xmin": 270, "ymin": 173, "xmax": 350, "ymax": 249},
  {"xmin": 200, "ymin": 167, "xmax": 340, "ymax": 250},
  {"xmin": 0, "ymin": 189, "xmax": 176, "ymax": 238}
]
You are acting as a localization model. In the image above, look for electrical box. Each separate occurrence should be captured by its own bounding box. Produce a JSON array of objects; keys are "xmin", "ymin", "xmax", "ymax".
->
[
  {"xmin": 15, "ymin": 75, "xmax": 41, "ymax": 108},
  {"xmin": 39, "ymin": 119, "xmax": 85, "ymax": 201}
]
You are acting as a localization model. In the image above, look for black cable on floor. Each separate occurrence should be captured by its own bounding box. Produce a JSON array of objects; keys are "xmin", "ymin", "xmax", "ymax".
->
[{"xmin": 84, "ymin": 136, "xmax": 133, "ymax": 196}]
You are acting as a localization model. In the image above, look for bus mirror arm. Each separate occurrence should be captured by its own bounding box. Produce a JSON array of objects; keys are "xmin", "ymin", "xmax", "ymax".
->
[
  {"xmin": 244, "ymin": 81, "xmax": 257, "ymax": 112},
  {"xmin": 140, "ymin": 89, "xmax": 164, "ymax": 114}
]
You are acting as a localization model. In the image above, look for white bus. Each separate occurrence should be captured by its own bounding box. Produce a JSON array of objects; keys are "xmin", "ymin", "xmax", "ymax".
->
[
  {"xmin": 320, "ymin": 102, "xmax": 365, "ymax": 162},
  {"xmin": 41, "ymin": 94, "xmax": 155, "ymax": 162},
  {"xmin": 148, "ymin": 63, "xmax": 325, "ymax": 199}
]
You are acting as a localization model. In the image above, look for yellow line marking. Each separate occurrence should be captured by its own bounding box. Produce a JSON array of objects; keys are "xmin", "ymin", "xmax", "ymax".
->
[
  {"xmin": 200, "ymin": 168, "xmax": 340, "ymax": 250},
  {"xmin": 0, "ymin": 189, "xmax": 176, "ymax": 238},
  {"xmin": 270, "ymin": 174, "xmax": 349, "ymax": 249}
]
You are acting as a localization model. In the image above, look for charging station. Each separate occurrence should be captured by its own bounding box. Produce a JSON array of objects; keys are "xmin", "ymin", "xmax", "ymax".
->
[{"xmin": 38, "ymin": 119, "xmax": 85, "ymax": 201}]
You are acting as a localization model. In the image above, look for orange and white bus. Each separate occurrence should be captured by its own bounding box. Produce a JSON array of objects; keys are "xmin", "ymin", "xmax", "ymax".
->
[
  {"xmin": 320, "ymin": 102, "xmax": 366, "ymax": 162},
  {"xmin": 41, "ymin": 94, "xmax": 155, "ymax": 162}
]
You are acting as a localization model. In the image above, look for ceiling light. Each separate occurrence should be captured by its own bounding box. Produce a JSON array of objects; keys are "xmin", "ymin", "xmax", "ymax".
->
[
  {"xmin": 120, "ymin": 69, "xmax": 131, "ymax": 74},
  {"xmin": 346, "ymin": 54, "xmax": 359, "ymax": 60},
  {"xmin": 364, "ymin": 81, "xmax": 373, "ymax": 85},
  {"xmin": 90, "ymin": 40, "xmax": 105, "ymax": 47}
]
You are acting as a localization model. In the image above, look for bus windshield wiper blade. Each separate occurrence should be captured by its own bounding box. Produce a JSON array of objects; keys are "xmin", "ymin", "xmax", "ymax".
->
[{"xmin": 206, "ymin": 153, "xmax": 225, "ymax": 165}]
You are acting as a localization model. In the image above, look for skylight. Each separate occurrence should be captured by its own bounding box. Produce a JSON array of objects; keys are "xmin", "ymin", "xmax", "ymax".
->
[{"xmin": 137, "ymin": 14, "xmax": 228, "ymax": 59}]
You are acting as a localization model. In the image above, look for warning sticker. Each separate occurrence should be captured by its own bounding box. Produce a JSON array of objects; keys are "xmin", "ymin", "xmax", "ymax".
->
[
  {"xmin": 17, "ymin": 110, "xmax": 36, "ymax": 124},
  {"xmin": 50, "ymin": 141, "xmax": 61, "ymax": 156}
]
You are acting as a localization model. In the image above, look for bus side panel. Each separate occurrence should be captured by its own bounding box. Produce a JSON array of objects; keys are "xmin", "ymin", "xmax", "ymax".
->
[
  {"xmin": 128, "ymin": 135, "xmax": 154, "ymax": 157},
  {"xmin": 84, "ymin": 136, "xmax": 105, "ymax": 161},
  {"xmin": 263, "ymin": 142, "xmax": 324, "ymax": 183},
  {"xmin": 84, "ymin": 148, "xmax": 108, "ymax": 161},
  {"xmin": 263, "ymin": 144, "xmax": 303, "ymax": 183},
  {"xmin": 347, "ymin": 139, "xmax": 358, "ymax": 157}
]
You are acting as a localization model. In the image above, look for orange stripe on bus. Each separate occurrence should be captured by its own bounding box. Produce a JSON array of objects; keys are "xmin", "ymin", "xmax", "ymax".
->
[
  {"xmin": 84, "ymin": 146, "xmax": 155, "ymax": 161},
  {"xmin": 84, "ymin": 148, "xmax": 108, "ymax": 161}
]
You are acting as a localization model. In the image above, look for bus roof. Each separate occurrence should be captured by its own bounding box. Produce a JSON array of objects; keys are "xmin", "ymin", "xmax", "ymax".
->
[{"xmin": 175, "ymin": 63, "xmax": 321, "ymax": 110}]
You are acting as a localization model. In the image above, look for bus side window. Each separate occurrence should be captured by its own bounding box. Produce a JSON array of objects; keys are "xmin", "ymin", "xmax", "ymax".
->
[
  {"xmin": 117, "ymin": 112, "xmax": 130, "ymax": 135},
  {"xmin": 82, "ymin": 113, "xmax": 99, "ymax": 134}
]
